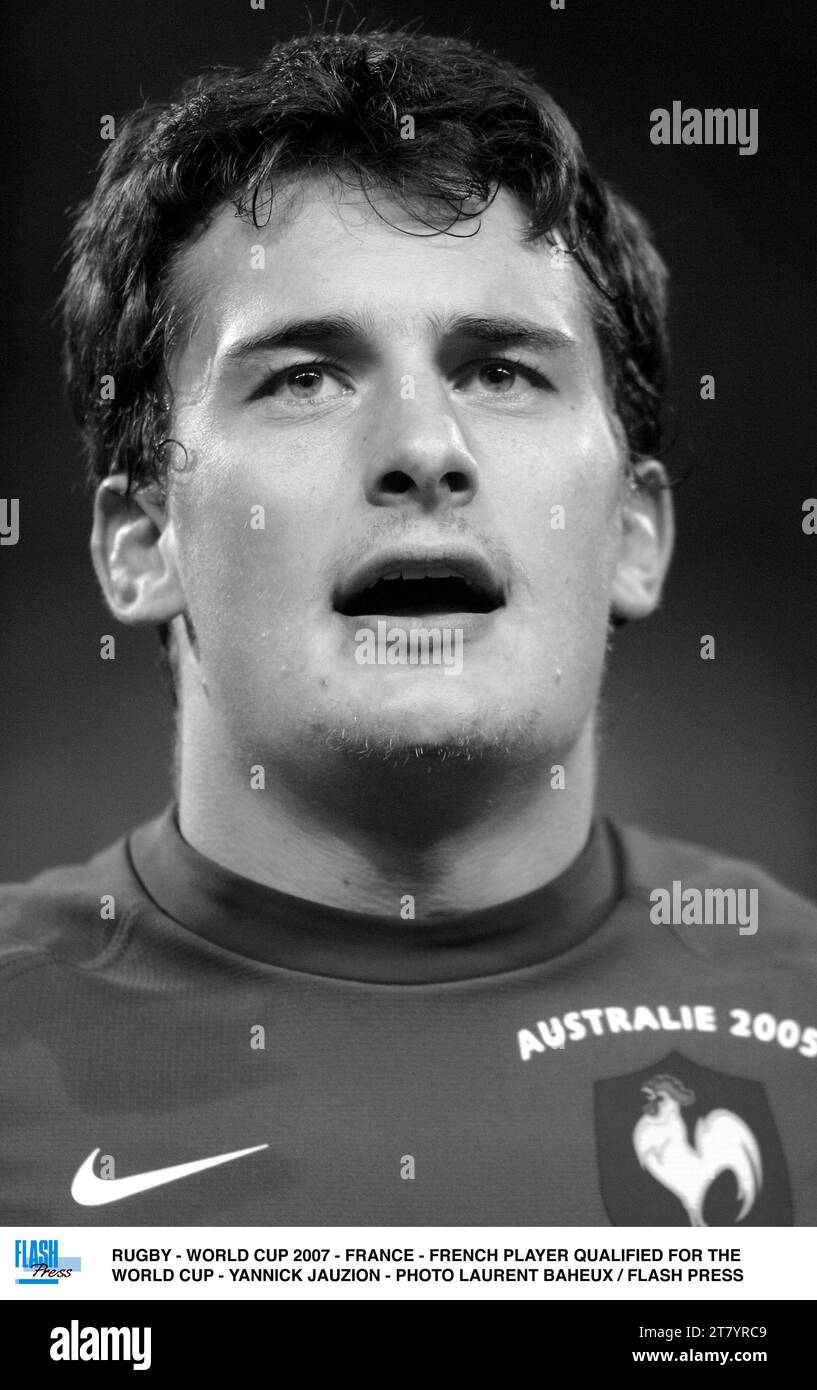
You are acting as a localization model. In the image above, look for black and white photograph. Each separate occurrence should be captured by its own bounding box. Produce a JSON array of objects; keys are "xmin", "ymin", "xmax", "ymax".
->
[{"xmin": 1, "ymin": 0, "xmax": 815, "ymax": 1340}]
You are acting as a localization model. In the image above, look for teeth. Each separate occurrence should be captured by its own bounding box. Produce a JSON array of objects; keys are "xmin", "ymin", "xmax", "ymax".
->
[
  {"xmin": 377, "ymin": 566, "xmax": 461, "ymax": 582},
  {"xmin": 360, "ymin": 564, "xmax": 471, "ymax": 592}
]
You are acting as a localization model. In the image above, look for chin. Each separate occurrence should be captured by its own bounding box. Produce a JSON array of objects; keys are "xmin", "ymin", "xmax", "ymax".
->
[{"xmin": 314, "ymin": 698, "xmax": 550, "ymax": 767}]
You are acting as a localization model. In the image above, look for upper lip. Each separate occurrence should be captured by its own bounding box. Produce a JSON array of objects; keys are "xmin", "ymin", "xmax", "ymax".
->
[{"xmin": 333, "ymin": 545, "xmax": 507, "ymax": 612}]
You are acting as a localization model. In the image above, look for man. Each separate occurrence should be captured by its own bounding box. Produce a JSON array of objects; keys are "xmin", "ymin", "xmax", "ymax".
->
[{"xmin": 1, "ymin": 26, "xmax": 814, "ymax": 1227}]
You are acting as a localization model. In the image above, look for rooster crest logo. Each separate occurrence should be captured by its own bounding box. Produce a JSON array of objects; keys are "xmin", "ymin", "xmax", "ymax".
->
[{"xmin": 633, "ymin": 1073, "xmax": 762, "ymax": 1227}]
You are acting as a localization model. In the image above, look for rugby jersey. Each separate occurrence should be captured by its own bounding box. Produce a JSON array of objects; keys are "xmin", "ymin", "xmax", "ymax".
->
[{"xmin": 1, "ymin": 806, "xmax": 814, "ymax": 1225}]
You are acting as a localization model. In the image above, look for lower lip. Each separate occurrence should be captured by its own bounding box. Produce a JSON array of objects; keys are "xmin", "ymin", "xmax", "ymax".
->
[{"xmin": 335, "ymin": 610, "xmax": 502, "ymax": 639}]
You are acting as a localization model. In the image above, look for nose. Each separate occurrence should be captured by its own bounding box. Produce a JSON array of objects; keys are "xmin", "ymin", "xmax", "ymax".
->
[{"xmin": 360, "ymin": 383, "xmax": 479, "ymax": 512}]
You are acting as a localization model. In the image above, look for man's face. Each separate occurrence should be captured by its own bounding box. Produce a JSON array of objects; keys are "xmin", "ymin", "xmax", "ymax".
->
[{"xmin": 164, "ymin": 175, "xmax": 628, "ymax": 773}]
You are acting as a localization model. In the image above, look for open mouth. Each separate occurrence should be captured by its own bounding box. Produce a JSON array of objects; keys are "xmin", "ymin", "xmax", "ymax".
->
[{"xmin": 334, "ymin": 562, "xmax": 505, "ymax": 618}]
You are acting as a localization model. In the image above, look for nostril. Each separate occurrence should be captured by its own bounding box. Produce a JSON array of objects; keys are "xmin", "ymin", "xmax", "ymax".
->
[
  {"xmin": 445, "ymin": 470, "xmax": 472, "ymax": 494},
  {"xmin": 381, "ymin": 471, "xmax": 413, "ymax": 494}
]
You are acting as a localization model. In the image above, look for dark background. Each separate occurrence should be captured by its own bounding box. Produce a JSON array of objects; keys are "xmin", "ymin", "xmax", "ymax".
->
[{"xmin": 1, "ymin": 0, "xmax": 815, "ymax": 894}]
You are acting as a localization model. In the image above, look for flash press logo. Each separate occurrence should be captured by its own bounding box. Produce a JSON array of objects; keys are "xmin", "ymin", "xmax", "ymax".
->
[
  {"xmin": 14, "ymin": 1237, "xmax": 81, "ymax": 1286},
  {"xmin": 355, "ymin": 622, "xmax": 463, "ymax": 675},
  {"xmin": 50, "ymin": 1322, "xmax": 151, "ymax": 1372}
]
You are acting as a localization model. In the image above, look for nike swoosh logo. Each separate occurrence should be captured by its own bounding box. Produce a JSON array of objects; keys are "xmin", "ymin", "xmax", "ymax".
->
[{"xmin": 71, "ymin": 1144, "xmax": 269, "ymax": 1206}]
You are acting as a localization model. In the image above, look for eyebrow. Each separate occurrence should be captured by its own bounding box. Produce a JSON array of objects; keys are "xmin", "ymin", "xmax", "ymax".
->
[{"xmin": 221, "ymin": 312, "xmax": 580, "ymax": 364}]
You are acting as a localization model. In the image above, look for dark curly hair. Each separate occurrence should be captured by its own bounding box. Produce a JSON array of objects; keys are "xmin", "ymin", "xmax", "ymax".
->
[{"xmin": 60, "ymin": 22, "xmax": 670, "ymax": 696}]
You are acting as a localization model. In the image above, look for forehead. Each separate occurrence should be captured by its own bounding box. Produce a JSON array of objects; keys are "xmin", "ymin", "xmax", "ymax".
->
[{"xmin": 167, "ymin": 174, "xmax": 602, "ymax": 380}]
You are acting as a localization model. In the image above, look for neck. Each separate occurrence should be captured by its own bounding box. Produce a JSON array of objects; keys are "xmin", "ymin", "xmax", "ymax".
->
[{"xmin": 176, "ymin": 706, "xmax": 598, "ymax": 919}]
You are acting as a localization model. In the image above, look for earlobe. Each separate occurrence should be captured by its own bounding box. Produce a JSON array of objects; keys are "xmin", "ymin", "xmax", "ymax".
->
[
  {"xmin": 609, "ymin": 462, "xmax": 675, "ymax": 622},
  {"xmin": 90, "ymin": 472, "xmax": 186, "ymax": 625}
]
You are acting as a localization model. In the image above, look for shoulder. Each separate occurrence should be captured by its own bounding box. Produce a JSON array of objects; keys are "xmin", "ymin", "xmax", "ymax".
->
[
  {"xmin": 0, "ymin": 826, "xmax": 147, "ymax": 975},
  {"xmin": 610, "ymin": 819, "xmax": 817, "ymax": 967}
]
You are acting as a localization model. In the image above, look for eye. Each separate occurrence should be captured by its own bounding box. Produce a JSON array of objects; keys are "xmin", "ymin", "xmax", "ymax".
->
[
  {"xmin": 454, "ymin": 357, "xmax": 554, "ymax": 397},
  {"xmin": 250, "ymin": 360, "xmax": 351, "ymax": 403}
]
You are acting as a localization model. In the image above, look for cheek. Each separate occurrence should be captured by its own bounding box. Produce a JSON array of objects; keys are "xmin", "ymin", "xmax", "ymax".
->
[
  {"xmin": 519, "ymin": 432, "xmax": 622, "ymax": 601},
  {"xmin": 172, "ymin": 466, "xmax": 307, "ymax": 659},
  {"xmin": 168, "ymin": 404, "xmax": 351, "ymax": 694}
]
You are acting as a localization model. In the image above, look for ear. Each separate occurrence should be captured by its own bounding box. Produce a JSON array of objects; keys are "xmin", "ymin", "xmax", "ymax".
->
[
  {"xmin": 609, "ymin": 460, "xmax": 675, "ymax": 621},
  {"xmin": 90, "ymin": 472, "xmax": 186, "ymax": 624}
]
